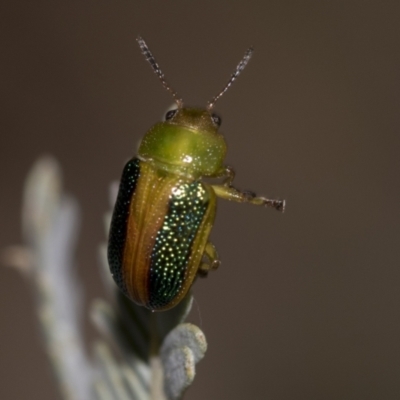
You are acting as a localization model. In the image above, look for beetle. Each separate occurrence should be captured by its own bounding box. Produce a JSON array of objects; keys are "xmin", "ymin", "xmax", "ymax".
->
[{"xmin": 108, "ymin": 37, "xmax": 285, "ymax": 311}]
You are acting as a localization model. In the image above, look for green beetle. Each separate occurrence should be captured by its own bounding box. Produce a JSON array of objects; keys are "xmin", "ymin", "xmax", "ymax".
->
[{"xmin": 108, "ymin": 37, "xmax": 285, "ymax": 311}]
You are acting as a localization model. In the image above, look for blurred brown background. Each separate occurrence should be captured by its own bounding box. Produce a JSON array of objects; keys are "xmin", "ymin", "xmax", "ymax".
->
[{"xmin": 1, "ymin": 1, "xmax": 400, "ymax": 399}]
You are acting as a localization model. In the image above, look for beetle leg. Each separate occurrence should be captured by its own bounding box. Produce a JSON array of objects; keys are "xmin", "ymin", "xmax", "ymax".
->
[
  {"xmin": 214, "ymin": 165, "xmax": 235, "ymax": 186},
  {"xmin": 198, "ymin": 242, "xmax": 221, "ymax": 278},
  {"xmin": 212, "ymin": 184, "xmax": 285, "ymax": 212},
  {"xmin": 222, "ymin": 166, "xmax": 235, "ymax": 186},
  {"xmin": 204, "ymin": 242, "xmax": 220, "ymax": 270}
]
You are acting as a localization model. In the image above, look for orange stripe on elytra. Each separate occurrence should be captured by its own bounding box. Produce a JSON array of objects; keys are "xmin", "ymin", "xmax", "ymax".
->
[
  {"xmin": 124, "ymin": 162, "xmax": 154, "ymax": 304},
  {"xmin": 121, "ymin": 183, "xmax": 140, "ymax": 302},
  {"xmin": 123, "ymin": 162, "xmax": 176, "ymax": 306}
]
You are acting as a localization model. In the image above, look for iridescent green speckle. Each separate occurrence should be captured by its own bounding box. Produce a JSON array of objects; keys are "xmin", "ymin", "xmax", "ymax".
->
[{"xmin": 149, "ymin": 181, "xmax": 209, "ymax": 309}]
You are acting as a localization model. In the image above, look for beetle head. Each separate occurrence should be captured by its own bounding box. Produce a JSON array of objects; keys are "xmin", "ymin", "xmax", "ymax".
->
[{"xmin": 136, "ymin": 37, "xmax": 253, "ymax": 178}]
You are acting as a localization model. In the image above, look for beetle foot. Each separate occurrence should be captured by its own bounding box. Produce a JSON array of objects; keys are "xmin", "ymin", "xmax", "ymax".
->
[{"xmin": 265, "ymin": 198, "xmax": 285, "ymax": 212}]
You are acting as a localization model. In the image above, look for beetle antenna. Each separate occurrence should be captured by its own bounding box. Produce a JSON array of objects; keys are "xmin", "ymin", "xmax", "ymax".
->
[
  {"xmin": 207, "ymin": 47, "xmax": 254, "ymax": 110},
  {"xmin": 137, "ymin": 36, "xmax": 183, "ymax": 108}
]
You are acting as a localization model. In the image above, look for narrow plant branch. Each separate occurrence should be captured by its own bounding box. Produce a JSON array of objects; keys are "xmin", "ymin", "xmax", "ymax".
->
[{"xmin": 3, "ymin": 157, "xmax": 208, "ymax": 400}]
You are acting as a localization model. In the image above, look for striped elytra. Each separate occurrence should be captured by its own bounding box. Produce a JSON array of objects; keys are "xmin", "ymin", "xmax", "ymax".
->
[{"xmin": 108, "ymin": 158, "xmax": 216, "ymax": 310}]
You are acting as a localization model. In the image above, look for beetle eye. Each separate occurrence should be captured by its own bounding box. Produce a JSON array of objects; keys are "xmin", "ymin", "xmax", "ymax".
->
[
  {"xmin": 211, "ymin": 113, "xmax": 222, "ymax": 127},
  {"xmin": 165, "ymin": 109, "xmax": 178, "ymax": 121}
]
